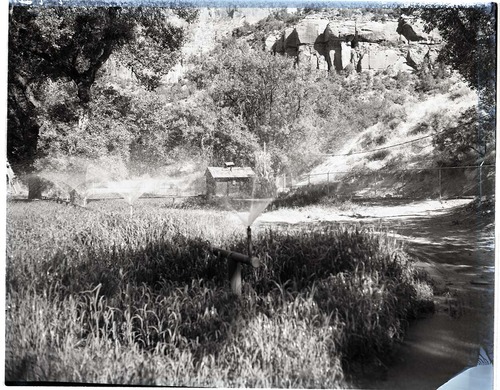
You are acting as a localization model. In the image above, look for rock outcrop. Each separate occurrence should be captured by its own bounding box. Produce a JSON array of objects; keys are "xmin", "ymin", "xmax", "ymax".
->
[
  {"xmin": 397, "ymin": 17, "xmax": 427, "ymax": 43},
  {"xmin": 268, "ymin": 16, "xmax": 440, "ymax": 74}
]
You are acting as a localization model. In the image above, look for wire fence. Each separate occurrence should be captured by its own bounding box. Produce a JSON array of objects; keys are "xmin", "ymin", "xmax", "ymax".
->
[
  {"xmin": 277, "ymin": 165, "xmax": 495, "ymax": 200},
  {"xmin": 16, "ymin": 165, "xmax": 495, "ymax": 203}
]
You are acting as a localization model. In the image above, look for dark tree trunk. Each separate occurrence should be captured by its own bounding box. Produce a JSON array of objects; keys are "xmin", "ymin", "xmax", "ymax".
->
[
  {"xmin": 7, "ymin": 79, "xmax": 41, "ymax": 169},
  {"xmin": 72, "ymin": 34, "xmax": 115, "ymax": 105},
  {"xmin": 75, "ymin": 73, "xmax": 97, "ymax": 104},
  {"xmin": 28, "ymin": 175, "xmax": 44, "ymax": 199},
  {"xmin": 77, "ymin": 80, "xmax": 92, "ymax": 104}
]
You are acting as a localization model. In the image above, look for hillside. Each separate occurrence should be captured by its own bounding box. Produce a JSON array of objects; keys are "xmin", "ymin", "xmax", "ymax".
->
[
  {"xmin": 217, "ymin": 7, "xmax": 492, "ymax": 199},
  {"xmin": 122, "ymin": 7, "xmax": 489, "ymax": 190},
  {"xmin": 13, "ymin": 5, "xmax": 494, "ymax": 202},
  {"xmin": 307, "ymin": 85, "xmax": 478, "ymax": 183}
]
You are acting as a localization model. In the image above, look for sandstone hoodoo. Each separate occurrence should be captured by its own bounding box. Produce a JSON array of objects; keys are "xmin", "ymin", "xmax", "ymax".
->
[{"xmin": 269, "ymin": 15, "xmax": 439, "ymax": 74}]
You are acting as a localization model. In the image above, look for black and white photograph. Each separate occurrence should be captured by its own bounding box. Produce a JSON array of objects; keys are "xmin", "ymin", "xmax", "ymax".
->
[{"xmin": 4, "ymin": 0, "xmax": 496, "ymax": 388}]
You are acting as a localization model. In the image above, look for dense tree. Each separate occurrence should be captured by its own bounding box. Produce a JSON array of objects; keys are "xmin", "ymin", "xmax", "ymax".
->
[
  {"xmin": 188, "ymin": 39, "xmax": 316, "ymax": 174},
  {"xmin": 415, "ymin": 5, "xmax": 496, "ymax": 103},
  {"xmin": 406, "ymin": 4, "xmax": 496, "ymax": 163},
  {"xmin": 433, "ymin": 107, "xmax": 495, "ymax": 163},
  {"xmin": 8, "ymin": 5, "xmax": 197, "ymax": 169},
  {"xmin": 34, "ymin": 75, "xmax": 192, "ymax": 175},
  {"xmin": 35, "ymin": 80, "xmax": 137, "ymax": 168}
]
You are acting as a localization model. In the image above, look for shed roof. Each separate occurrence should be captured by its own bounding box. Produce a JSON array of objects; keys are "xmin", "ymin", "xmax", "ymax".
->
[{"xmin": 206, "ymin": 166, "xmax": 255, "ymax": 180}]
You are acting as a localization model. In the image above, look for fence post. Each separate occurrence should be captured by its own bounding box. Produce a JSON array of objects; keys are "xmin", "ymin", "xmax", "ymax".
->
[
  {"xmin": 308, "ymin": 174, "xmax": 311, "ymax": 185},
  {"xmin": 479, "ymin": 162, "xmax": 484, "ymax": 202},
  {"xmin": 438, "ymin": 168, "xmax": 442, "ymax": 200},
  {"xmin": 327, "ymin": 172, "xmax": 330, "ymax": 195}
]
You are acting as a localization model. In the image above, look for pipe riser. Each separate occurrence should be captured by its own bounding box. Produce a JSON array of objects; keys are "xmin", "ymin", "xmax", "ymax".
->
[{"xmin": 228, "ymin": 258, "xmax": 242, "ymax": 296}]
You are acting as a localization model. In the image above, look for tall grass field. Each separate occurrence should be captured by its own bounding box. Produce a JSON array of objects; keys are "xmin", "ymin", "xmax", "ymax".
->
[{"xmin": 6, "ymin": 199, "xmax": 434, "ymax": 387}]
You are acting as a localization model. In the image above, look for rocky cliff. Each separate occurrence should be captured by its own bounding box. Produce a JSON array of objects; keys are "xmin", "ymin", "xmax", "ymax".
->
[
  {"xmin": 106, "ymin": 10, "xmax": 442, "ymax": 84},
  {"xmin": 265, "ymin": 15, "xmax": 442, "ymax": 75}
]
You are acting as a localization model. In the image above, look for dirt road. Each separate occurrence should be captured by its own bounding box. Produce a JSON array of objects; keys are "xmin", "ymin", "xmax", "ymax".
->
[{"xmin": 256, "ymin": 199, "xmax": 495, "ymax": 389}]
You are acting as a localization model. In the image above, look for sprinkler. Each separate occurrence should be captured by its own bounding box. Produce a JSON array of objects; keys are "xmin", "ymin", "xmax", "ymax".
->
[
  {"xmin": 68, "ymin": 188, "xmax": 89, "ymax": 207},
  {"xmin": 107, "ymin": 179, "xmax": 159, "ymax": 215},
  {"xmin": 215, "ymin": 177, "xmax": 274, "ymax": 296},
  {"xmin": 212, "ymin": 226, "xmax": 260, "ymax": 296},
  {"xmin": 247, "ymin": 225, "xmax": 252, "ymax": 258}
]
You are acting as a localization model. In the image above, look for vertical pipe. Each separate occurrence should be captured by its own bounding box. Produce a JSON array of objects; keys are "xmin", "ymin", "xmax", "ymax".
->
[
  {"xmin": 228, "ymin": 258, "xmax": 242, "ymax": 296},
  {"xmin": 247, "ymin": 226, "xmax": 252, "ymax": 258}
]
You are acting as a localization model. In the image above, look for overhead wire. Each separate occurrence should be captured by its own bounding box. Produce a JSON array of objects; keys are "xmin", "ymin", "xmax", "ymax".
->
[{"xmin": 320, "ymin": 128, "xmax": 451, "ymax": 157}]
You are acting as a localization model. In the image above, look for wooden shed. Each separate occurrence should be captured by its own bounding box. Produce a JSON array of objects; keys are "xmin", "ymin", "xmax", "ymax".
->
[{"xmin": 205, "ymin": 163, "xmax": 255, "ymax": 198}]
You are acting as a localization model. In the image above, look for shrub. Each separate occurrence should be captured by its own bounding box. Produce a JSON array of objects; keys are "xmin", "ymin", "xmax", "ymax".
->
[
  {"xmin": 368, "ymin": 149, "xmax": 390, "ymax": 161},
  {"xmin": 271, "ymin": 183, "xmax": 337, "ymax": 208},
  {"xmin": 409, "ymin": 122, "xmax": 430, "ymax": 135},
  {"xmin": 374, "ymin": 135, "xmax": 387, "ymax": 145}
]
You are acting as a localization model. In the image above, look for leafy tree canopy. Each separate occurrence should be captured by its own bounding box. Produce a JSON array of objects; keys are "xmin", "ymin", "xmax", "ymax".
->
[
  {"xmin": 412, "ymin": 4, "xmax": 496, "ymax": 106},
  {"xmin": 8, "ymin": 5, "xmax": 198, "ymax": 169},
  {"xmin": 188, "ymin": 39, "xmax": 316, "ymax": 174},
  {"xmin": 9, "ymin": 6, "xmax": 196, "ymax": 103},
  {"xmin": 405, "ymin": 4, "xmax": 496, "ymax": 162}
]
